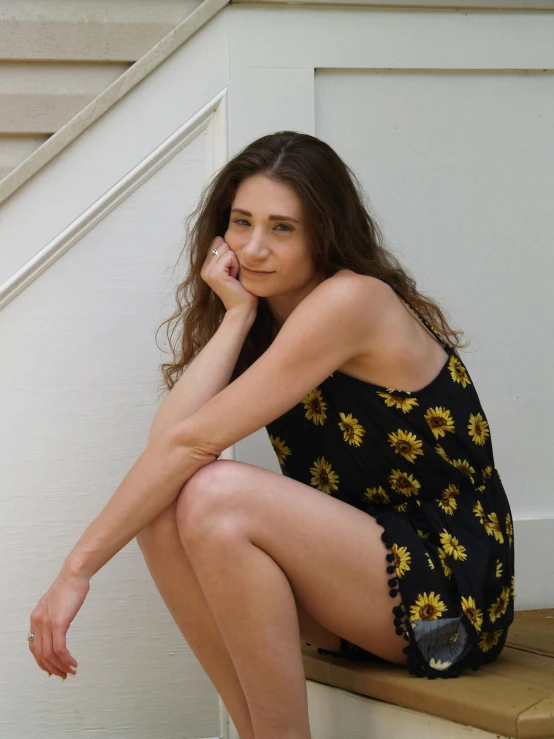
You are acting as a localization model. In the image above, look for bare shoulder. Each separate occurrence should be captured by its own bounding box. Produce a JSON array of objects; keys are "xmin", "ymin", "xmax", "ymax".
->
[
  {"xmin": 331, "ymin": 270, "xmax": 451, "ymax": 391},
  {"xmin": 323, "ymin": 269, "xmax": 389, "ymax": 315},
  {"xmin": 322, "ymin": 268, "xmax": 385, "ymax": 299},
  {"xmin": 305, "ymin": 269, "xmax": 384, "ymax": 338}
]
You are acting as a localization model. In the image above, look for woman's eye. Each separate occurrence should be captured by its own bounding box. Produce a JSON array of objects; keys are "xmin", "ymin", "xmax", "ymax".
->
[{"xmin": 233, "ymin": 219, "xmax": 291, "ymax": 232}]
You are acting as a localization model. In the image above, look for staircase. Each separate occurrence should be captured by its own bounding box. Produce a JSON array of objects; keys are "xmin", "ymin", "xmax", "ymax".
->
[{"xmin": 0, "ymin": 0, "xmax": 202, "ymax": 181}]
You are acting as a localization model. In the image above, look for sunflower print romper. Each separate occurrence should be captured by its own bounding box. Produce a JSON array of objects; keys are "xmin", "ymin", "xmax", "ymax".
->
[{"xmin": 264, "ymin": 276, "xmax": 515, "ymax": 679}]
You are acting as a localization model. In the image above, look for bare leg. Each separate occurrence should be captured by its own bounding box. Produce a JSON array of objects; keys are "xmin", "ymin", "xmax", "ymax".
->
[
  {"xmin": 180, "ymin": 520, "xmax": 312, "ymax": 739},
  {"xmin": 176, "ymin": 460, "xmax": 410, "ymax": 739},
  {"xmin": 136, "ymin": 498, "xmax": 255, "ymax": 739}
]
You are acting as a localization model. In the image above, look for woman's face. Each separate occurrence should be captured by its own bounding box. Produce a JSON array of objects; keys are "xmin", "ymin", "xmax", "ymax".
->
[{"xmin": 224, "ymin": 174, "xmax": 324, "ymax": 323}]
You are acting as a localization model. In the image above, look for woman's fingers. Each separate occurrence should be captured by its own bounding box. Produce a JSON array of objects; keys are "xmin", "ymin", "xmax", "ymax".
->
[
  {"xmin": 33, "ymin": 629, "xmax": 67, "ymax": 678},
  {"xmin": 28, "ymin": 638, "xmax": 51, "ymax": 676},
  {"xmin": 30, "ymin": 611, "xmax": 69, "ymax": 679},
  {"xmin": 42, "ymin": 625, "xmax": 70, "ymax": 678},
  {"xmin": 53, "ymin": 625, "xmax": 78, "ymax": 673},
  {"xmin": 29, "ymin": 570, "xmax": 88, "ymax": 679},
  {"xmin": 228, "ymin": 249, "xmax": 239, "ymax": 279},
  {"xmin": 29, "ymin": 624, "xmax": 58, "ymax": 677}
]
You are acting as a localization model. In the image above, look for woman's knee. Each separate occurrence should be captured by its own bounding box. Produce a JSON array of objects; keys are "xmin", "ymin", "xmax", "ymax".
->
[
  {"xmin": 175, "ymin": 460, "xmax": 237, "ymax": 534},
  {"xmin": 137, "ymin": 462, "xmax": 223, "ymax": 550}
]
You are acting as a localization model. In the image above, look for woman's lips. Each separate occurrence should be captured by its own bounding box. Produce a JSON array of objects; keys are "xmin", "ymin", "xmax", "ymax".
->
[{"xmin": 242, "ymin": 266, "xmax": 272, "ymax": 276}]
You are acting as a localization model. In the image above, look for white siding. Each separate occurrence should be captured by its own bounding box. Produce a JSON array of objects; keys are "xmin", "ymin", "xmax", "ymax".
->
[
  {"xmin": 0, "ymin": 0, "xmax": 202, "ymax": 179},
  {"xmin": 0, "ymin": 135, "xmax": 48, "ymax": 180},
  {"xmin": 0, "ymin": 0, "xmax": 202, "ymax": 60},
  {"xmin": 0, "ymin": 62, "xmax": 129, "ymax": 133}
]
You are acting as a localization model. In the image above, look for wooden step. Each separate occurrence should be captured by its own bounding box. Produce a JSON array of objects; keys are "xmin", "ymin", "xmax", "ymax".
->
[{"xmin": 302, "ymin": 609, "xmax": 554, "ymax": 739}]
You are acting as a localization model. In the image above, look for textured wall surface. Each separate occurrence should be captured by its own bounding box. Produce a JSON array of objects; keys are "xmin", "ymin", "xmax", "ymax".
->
[{"xmin": 0, "ymin": 0, "xmax": 202, "ymax": 180}]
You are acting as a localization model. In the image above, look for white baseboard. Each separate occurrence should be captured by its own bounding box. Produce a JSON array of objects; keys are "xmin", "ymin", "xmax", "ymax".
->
[
  {"xmin": 306, "ymin": 680, "xmax": 507, "ymax": 739},
  {"xmin": 513, "ymin": 517, "xmax": 554, "ymax": 608}
]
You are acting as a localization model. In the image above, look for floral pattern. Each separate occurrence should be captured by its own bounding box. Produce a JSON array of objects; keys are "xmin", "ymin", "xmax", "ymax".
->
[{"xmin": 266, "ymin": 276, "xmax": 515, "ymax": 678}]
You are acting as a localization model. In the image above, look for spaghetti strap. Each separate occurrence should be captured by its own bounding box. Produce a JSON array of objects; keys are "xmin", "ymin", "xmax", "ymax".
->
[{"xmin": 377, "ymin": 275, "xmax": 454, "ymax": 353}]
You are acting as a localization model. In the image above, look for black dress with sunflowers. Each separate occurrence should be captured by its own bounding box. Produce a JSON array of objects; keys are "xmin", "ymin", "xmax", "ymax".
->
[{"xmin": 264, "ymin": 276, "xmax": 515, "ymax": 679}]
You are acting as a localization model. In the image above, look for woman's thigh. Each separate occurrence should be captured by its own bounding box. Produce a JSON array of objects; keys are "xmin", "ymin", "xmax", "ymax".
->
[{"xmin": 176, "ymin": 459, "xmax": 408, "ymax": 666}]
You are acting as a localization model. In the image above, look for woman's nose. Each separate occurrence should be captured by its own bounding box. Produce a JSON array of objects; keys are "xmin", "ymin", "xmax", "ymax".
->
[{"xmin": 242, "ymin": 235, "xmax": 269, "ymax": 258}]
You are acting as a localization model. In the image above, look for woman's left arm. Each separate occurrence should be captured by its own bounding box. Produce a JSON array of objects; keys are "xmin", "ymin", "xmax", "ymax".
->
[{"xmin": 29, "ymin": 271, "xmax": 380, "ymax": 679}]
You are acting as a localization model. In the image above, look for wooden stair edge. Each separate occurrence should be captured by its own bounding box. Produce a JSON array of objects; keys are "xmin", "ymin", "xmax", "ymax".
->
[{"xmin": 302, "ymin": 608, "xmax": 554, "ymax": 739}]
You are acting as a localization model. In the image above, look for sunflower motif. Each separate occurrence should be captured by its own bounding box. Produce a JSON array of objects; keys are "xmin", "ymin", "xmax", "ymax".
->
[
  {"xmin": 392, "ymin": 543, "xmax": 412, "ymax": 578},
  {"xmin": 478, "ymin": 629, "xmax": 503, "ymax": 653},
  {"xmin": 388, "ymin": 430, "xmax": 424, "ymax": 463},
  {"xmin": 394, "ymin": 501, "xmax": 408, "ymax": 513},
  {"xmin": 435, "ymin": 444, "xmax": 452, "ymax": 464},
  {"xmin": 337, "ymin": 412, "xmax": 366, "ymax": 447},
  {"xmin": 425, "ymin": 552, "xmax": 435, "ymax": 570},
  {"xmin": 506, "ymin": 513, "xmax": 513, "ymax": 547},
  {"xmin": 389, "ymin": 469, "xmax": 421, "ymax": 497},
  {"xmin": 309, "ymin": 457, "xmax": 339, "ymax": 494},
  {"xmin": 475, "ymin": 484, "xmax": 486, "ymax": 493},
  {"xmin": 449, "ymin": 458, "xmax": 476, "ymax": 485},
  {"xmin": 364, "ymin": 485, "xmax": 391, "ymax": 506},
  {"xmin": 437, "ymin": 483, "xmax": 461, "ymax": 515},
  {"xmin": 496, "ymin": 560, "xmax": 503, "ymax": 578},
  {"xmin": 449, "ymin": 354, "xmax": 472, "ymax": 388},
  {"xmin": 268, "ymin": 435, "xmax": 291, "ymax": 466},
  {"xmin": 510, "ymin": 575, "xmax": 515, "ymax": 600},
  {"xmin": 424, "ymin": 406, "xmax": 456, "ymax": 440},
  {"xmin": 488, "ymin": 586, "xmax": 510, "ymax": 623},
  {"xmin": 438, "ymin": 547, "xmax": 453, "ymax": 578},
  {"xmin": 484, "ymin": 512, "xmax": 504, "ymax": 544},
  {"xmin": 439, "ymin": 530, "xmax": 467, "ymax": 561},
  {"xmin": 409, "ymin": 592, "xmax": 448, "ymax": 621},
  {"xmin": 376, "ymin": 390, "xmax": 419, "ymax": 413},
  {"xmin": 303, "ymin": 389, "xmax": 327, "ymax": 426},
  {"xmin": 482, "ymin": 466, "xmax": 493, "ymax": 482},
  {"xmin": 417, "ymin": 529, "xmax": 430, "ymax": 539},
  {"xmin": 461, "ymin": 595, "xmax": 484, "ymax": 632},
  {"xmin": 468, "ymin": 412, "xmax": 490, "ymax": 446},
  {"xmin": 429, "ymin": 658, "xmax": 452, "ymax": 671},
  {"xmin": 473, "ymin": 500, "xmax": 485, "ymax": 524}
]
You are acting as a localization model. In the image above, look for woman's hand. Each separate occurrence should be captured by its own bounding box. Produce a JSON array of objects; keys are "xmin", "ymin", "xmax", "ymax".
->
[
  {"xmin": 201, "ymin": 237, "xmax": 259, "ymax": 313},
  {"xmin": 28, "ymin": 567, "xmax": 90, "ymax": 679}
]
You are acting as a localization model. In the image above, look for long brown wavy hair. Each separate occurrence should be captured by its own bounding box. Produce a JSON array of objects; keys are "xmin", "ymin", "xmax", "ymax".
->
[{"xmin": 155, "ymin": 130, "xmax": 468, "ymax": 398}]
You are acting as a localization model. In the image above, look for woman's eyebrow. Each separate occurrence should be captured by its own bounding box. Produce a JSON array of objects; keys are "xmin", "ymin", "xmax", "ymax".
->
[{"xmin": 231, "ymin": 208, "xmax": 300, "ymax": 224}]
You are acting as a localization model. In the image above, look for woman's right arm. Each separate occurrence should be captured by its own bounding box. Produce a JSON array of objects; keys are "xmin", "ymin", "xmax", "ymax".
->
[{"xmin": 148, "ymin": 305, "xmax": 256, "ymax": 445}]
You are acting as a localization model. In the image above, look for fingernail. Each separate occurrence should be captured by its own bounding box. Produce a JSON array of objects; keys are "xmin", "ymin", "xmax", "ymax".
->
[
  {"xmin": 47, "ymin": 673, "xmax": 52, "ymax": 678},
  {"xmin": 57, "ymin": 675, "xmax": 65, "ymax": 682}
]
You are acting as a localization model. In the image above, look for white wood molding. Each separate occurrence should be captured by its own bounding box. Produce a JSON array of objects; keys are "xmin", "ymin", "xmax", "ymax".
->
[
  {"xmin": 0, "ymin": 0, "xmax": 230, "ymax": 206},
  {"xmin": 0, "ymin": 88, "xmax": 228, "ymax": 312},
  {"xmin": 235, "ymin": 0, "xmax": 554, "ymax": 7}
]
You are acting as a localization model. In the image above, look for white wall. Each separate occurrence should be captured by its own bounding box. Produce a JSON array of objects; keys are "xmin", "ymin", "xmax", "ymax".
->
[
  {"xmin": 226, "ymin": 4, "xmax": 554, "ymax": 609},
  {"xmin": 0, "ymin": 12, "xmax": 229, "ymax": 739},
  {"xmin": 1, "ymin": 3, "xmax": 553, "ymax": 737}
]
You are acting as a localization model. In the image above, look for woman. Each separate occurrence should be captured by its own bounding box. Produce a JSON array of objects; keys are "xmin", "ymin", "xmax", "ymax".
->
[{"xmin": 28, "ymin": 131, "xmax": 514, "ymax": 739}]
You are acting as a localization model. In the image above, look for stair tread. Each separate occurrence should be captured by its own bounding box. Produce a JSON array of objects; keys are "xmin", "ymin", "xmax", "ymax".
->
[{"xmin": 302, "ymin": 608, "xmax": 554, "ymax": 739}]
